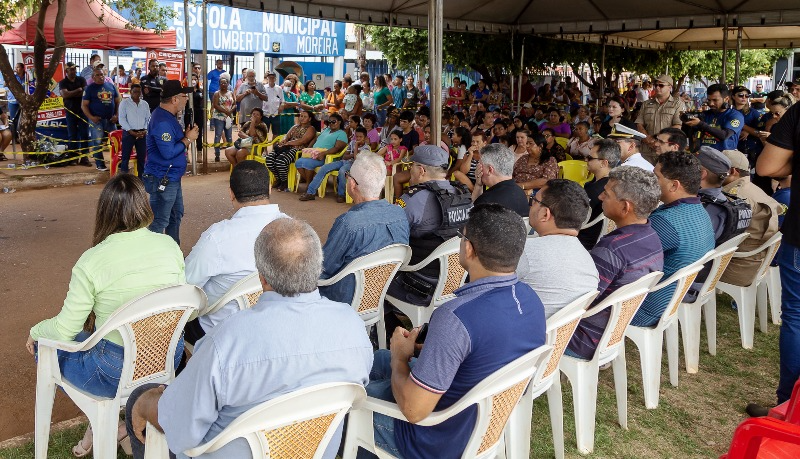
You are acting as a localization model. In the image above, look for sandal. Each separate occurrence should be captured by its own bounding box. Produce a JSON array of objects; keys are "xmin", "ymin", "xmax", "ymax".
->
[
  {"xmin": 118, "ymin": 422, "xmax": 133, "ymax": 456},
  {"xmin": 72, "ymin": 426, "xmax": 92, "ymax": 458}
]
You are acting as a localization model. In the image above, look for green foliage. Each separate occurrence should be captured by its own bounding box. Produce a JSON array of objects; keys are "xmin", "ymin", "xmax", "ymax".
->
[
  {"xmin": 0, "ymin": 0, "xmax": 174, "ymax": 32},
  {"xmin": 663, "ymin": 49, "xmax": 789, "ymax": 84}
]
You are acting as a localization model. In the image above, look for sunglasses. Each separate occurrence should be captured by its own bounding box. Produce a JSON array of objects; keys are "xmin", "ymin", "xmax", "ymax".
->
[
  {"xmin": 584, "ymin": 156, "xmax": 603, "ymax": 162},
  {"xmin": 457, "ymin": 228, "xmax": 469, "ymax": 241},
  {"xmin": 654, "ymin": 83, "xmax": 669, "ymax": 88},
  {"xmin": 528, "ymin": 193, "xmax": 545, "ymax": 207},
  {"xmin": 735, "ymin": 93, "xmax": 750, "ymax": 98},
  {"xmin": 345, "ymin": 171, "xmax": 358, "ymax": 186}
]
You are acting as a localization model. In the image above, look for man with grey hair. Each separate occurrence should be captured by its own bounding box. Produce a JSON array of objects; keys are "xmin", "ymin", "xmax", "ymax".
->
[
  {"xmin": 567, "ymin": 166, "xmax": 664, "ymax": 359},
  {"xmin": 321, "ymin": 153, "xmax": 410, "ymax": 304},
  {"xmin": 126, "ymin": 218, "xmax": 373, "ymax": 459},
  {"xmin": 472, "ymin": 143, "xmax": 529, "ymax": 217},
  {"xmin": 517, "ymin": 179, "xmax": 599, "ymax": 318},
  {"xmin": 235, "ymin": 69, "xmax": 267, "ymax": 125}
]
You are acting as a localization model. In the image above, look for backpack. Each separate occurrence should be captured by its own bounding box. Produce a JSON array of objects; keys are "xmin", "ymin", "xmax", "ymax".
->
[
  {"xmin": 700, "ymin": 191, "xmax": 753, "ymax": 244},
  {"xmin": 406, "ymin": 181, "xmax": 473, "ymax": 239}
]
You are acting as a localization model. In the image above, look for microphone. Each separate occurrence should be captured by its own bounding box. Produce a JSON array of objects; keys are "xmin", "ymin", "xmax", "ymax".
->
[{"xmin": 185, "ymin": 107, "xmax": 194, "ymax": 128}]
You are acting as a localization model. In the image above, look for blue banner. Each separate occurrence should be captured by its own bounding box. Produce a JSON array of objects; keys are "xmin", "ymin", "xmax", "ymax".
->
[{"xmin": 161, "ymin": 1, "xmax": 345, "ymax": 56}]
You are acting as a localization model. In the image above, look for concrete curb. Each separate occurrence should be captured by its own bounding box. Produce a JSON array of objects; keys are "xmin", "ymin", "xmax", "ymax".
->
[{"xmin": 0, "ymin": 415, "xmax": 87, "ymax": 450}]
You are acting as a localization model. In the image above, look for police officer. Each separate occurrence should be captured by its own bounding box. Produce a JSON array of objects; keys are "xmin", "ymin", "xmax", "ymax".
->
[
  {"xmin": 683, "ymin": 83, "xmax": 744, "ymax": 152},
  {"xmin": 697, "ymin": 146, "xmax": 733, "ymax": 244},
  {"xmin": 140, "ymin": 59, "xmax": 163, "ymax": 112},
  {"xmin": 142, "ymin": 80, "xmax": 198, "ymax": 244},
  {"xmin": 384, "ymin": 145, "xmax": 472, "ymax": 329}
]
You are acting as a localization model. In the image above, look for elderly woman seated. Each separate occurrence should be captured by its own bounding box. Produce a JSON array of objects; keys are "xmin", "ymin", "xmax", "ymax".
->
[
  {"xmin": 513, "ymin": 131, "xmax": 559, "ymax": 194},
  {"xmin": 225, "ymin": 107, "xmax": 269, "ymax": 168}
]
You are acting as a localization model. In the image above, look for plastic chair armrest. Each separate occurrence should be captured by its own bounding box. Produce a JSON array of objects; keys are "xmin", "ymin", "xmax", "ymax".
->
[
  {"xmin": 724, "ymin": 417, "xmax": 800, "ymax": 459},
  {"xmin": 317, "ymin": 270, "xmax": 351, "ymax": 287},
  {"xmin": 37, "ymin": 336, "xmax": 93, "ymax": 354},
  {"xmin": 144, "ymin": 423, "xmax": 171, "ymax": 459}
]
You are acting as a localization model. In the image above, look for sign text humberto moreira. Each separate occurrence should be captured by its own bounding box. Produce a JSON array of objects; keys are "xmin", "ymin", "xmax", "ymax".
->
[{"xmin": 169, "ymin": 1, "xmax": 345, "ymax": 56}]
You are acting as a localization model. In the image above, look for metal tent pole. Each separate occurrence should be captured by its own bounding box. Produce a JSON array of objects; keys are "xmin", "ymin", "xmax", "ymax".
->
[
  {"xmin": 517, "ymin": 37, "xmax": 524, "ymax": 112},
  {"xmin": 184, "ymin": 0, "xmax": 196, "ymax": 176},
  {"xmin": 721, "ymin": 15, "xmax": 729, "ymax": 84},
  {"xmin": 599, "ymin": 36, "xmax": 606, "ymax": 107},
  {"xmin": 734, "ymin": 27, "xmax": 743, "ymax": 85},
  {"xmin": 201, "ymin": 0, "xmax": 208, "ymax": 174},
  {"xmin": 428, "ymin": 0, "xmax": 443, "ymax": 146}
]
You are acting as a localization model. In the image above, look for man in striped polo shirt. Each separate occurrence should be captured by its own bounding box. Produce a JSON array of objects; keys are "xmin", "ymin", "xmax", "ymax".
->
[
  {"xmin": 632, "ymin": 151, "xmax": 716, "ymax": 326},
  {"xmin": 567, "ymin": 166, "xmax": 664, "ymax": 359}
]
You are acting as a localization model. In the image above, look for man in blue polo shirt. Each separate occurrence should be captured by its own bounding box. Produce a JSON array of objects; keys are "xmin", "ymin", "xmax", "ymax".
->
[
  {"xmin": 684, "ymin": 83, "xmax": 744, "ymax": 152},
  {"xmin": 81, "ymin": 67, "xmax": 120, "ymax": 170},
  {"xmin": 360, "ymin": 203, "xmax": 546, "ymax": 459},
  {"xmin": 143, "ymin": 80, "xmax": 198, "ymax": 245}
]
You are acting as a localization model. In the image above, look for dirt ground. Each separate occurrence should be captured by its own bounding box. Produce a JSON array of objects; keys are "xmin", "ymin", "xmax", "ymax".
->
[{"xmin": 0, "ymin": 170, "xmax": 347, "ymax": 441}]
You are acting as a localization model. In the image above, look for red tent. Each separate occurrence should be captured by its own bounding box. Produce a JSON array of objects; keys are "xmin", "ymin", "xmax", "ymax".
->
[{"xmin": 0, "ymin": 0, "xmax": 176, "ymax": 49}]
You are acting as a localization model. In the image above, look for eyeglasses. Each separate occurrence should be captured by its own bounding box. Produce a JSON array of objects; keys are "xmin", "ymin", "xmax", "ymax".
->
[
  {"xmin": 735, "ymin": 93, "xmax": 750, "ymax": 98},
  {"xmin": 654, "ymin": 83, "xmax": 669, "ymax": 88},
  {"xmin": 456, "ymin": 228, "xmax": 469, "ymax": 241},
  {"xmin": 528, "ymin": 193, "xmax": 545, "ymax": 207},
  {"xmin": 584, "ymin": 156, "xmax": 603, "ymax": 162},
  {"xmin": 543, "ymin": 134, "xmax": 552, "ymax": 138},
  {"xmin": 344, "ymin": 171, "xmax": 358, "ymax": 186}
]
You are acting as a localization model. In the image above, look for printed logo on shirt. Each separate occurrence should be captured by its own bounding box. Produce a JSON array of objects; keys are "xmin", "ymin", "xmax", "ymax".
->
[
  {"xmin": 730, "ymin": 119, "xmax": 741, "ymax": 128},
  {"xmin": 97, "ymin": 88, "xmax": 113, "ymax": 103},
  {"xmin": 162, "ymin": 132, "xmax": 172, "ymax": 142}
]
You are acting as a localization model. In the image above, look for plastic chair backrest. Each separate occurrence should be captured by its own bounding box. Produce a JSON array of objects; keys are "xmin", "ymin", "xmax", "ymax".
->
[
  {"xmin": 747, "ymin": 232, "xmax": 783, "ymax": 286},
  {"xmin": 183, "ymin": 383, "xmax": 367, "ymax": 458},
  {"xmin": 651, "ymin": 254, "xmax": 709, "ymax": 329},
  {"xmin": 532, "ymin": 291, "xmax": 598, "ymax": 387},
  {"xmin": 413, "ymin": 345, "xmax": 552, "ymax": 458},
  {"xmin": 109, "ymin": 130, "xmax": 123, "ymax": 156},
  {"xmin": 201, "ymin": 272, "xmax": 263, "ymax": 318},
  {"xmin": 581, "ymin": 271, "xmax": 663, "ymax": 360},
  {"xmin": 555, "ymin": 137, "xmax": 568, "ymax": 149},
  {"xmin": 408, "ymin": 236, "xmax": 468, "ymax": 306},
  {"xmin": 78, "ymin": 285, "xmax": 206, "ymax": 398},
  {"xmin": 693, "ymin": 233, "xmax": 749, "ymax": 301},
  {"xmin": 557, "ymin": 160, "xmax": 590, "ymax": 183},
  {"xmin": 318, "ymin": 244, "xmax": 411, "ymax": 321}
]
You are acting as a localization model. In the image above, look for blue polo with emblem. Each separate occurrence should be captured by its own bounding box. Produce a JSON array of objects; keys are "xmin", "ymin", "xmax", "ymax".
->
[
  {"xmin": 144, "ymin": 106, "xmax": 187, "ymax": 182},
  {"xmin": 700, "ymin": 108, "xmax": 744, "ymax": 151},
  {"xmin": 82, "ymin": 82, "xmax": 118, "ymax": 119}
]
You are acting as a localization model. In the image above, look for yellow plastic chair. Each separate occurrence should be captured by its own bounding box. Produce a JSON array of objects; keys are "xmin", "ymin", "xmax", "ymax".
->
[
  {"xmin": 558, "ymin": 160, "xmax": 594, "ymax": 187},
  {"xmin": 292, "ymin": 146, "xmax": 347, "ymax": 195},
  {"xmin": 555, "ymin": 136, "xmax": 568, "ymax": 149}
]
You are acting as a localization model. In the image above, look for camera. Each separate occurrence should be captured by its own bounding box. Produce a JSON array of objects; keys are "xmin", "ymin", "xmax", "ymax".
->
[{"xmin": 680, "ymin": 111, "xmax": 702, "ymax": 123}]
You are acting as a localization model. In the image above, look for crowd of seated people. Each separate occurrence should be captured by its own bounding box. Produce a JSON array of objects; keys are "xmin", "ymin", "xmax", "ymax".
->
[{"xmin": 23, "ymin": 70, "xmax": 799, "ymax": 459}]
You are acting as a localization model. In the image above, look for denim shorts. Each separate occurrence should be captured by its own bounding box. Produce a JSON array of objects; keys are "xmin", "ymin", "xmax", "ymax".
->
[{"xmin": 57, "ymin": 330, "xmax": 184, "ymax": 398}]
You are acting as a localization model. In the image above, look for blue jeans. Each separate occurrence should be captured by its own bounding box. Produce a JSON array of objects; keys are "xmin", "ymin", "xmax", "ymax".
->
[
  {"xmin": 778, "ymin": 242, "xmax": 800, "ymax": 403},
  {"xmin": 121, "ymin": 131, "xmax": 146, "ymax": 176},
  {"xmin": 65, "ymin": 111, "xmax": 89, "ymax": 155},
  {"xmin": 126, "ymin": 383, "xmax": 177, "ymax": 459},
  {"xmin": 295, "ymin": 157, "xmax": 325, "ymax": 172},
  {"xmin": 56, "ymin": 331, "xmax": 184, "ymax": 399},
  {"xmin": 210, "ymin": 118, "xmax": 232, "ymax": 156},
  {"xmin": 307, "ymin": 160, "xmax": 352, "ymax": 196},
  {"xmin": 375, "ymin": 108, "xmax": 387, "ymax": 127},
  {"xmin": 142, "ymin": 174, "xmax": 183, "ymax": 245},
  {"xmin": 87, "ymin": 118, "xmax": 114, "ymax": 167}
]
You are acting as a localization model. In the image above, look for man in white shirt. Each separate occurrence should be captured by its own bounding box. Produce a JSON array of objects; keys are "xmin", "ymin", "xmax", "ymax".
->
[
  {"xmin": 516, "ymin": 179, "xmax": 599, "ymax": 318},
  {"xmin": 183, "ymin": 160, "xmax": 288, "ymax": 344},
  {"xmin": 261, "ymin": 71, "xmax": 283, "ymax": 138},
  {"xmin": 118, "ymin": 84, "xmax": 151, "ymax": 175},
  {"xmin": 608, "ymin": 126, "xmax": 654, "ymax": 172}
]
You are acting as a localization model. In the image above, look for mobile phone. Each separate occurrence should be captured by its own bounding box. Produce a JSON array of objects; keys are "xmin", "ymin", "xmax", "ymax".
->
[{"xmin": 415, "ymin": 323, "xmax": 429, "ymax": 344}]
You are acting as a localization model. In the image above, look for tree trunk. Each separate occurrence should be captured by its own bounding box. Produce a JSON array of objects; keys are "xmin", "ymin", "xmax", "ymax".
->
[{"xmin": 17, "ymin": 104, "xmax": 39, "ymax": 152}]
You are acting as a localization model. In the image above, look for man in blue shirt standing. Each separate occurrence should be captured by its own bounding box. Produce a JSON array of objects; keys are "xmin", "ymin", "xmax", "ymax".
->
[
  {"xmin": 361, "ymin": 204, "xmax": 545, "ymax": 459},
  {"xmin": 391, "ymin": 75, "xmax": 405, "ymax": 111},
  {"xmin": 142, "ymin": 80, "xmax": 198, "ymax": 244},
  {"xmin": 684, "ymin": 83, "xmax": 744, "ymax": 152},
  {"xmin": 206, "ymin": 59, "xmax": 226, "ymax": 100},
  {"xmin": 320, "ymin": 153, "xmax": 410, "ymax": 304},
  {"xmin": 81, "ymin": 67, "xmax": 120, "ymax": 171}
]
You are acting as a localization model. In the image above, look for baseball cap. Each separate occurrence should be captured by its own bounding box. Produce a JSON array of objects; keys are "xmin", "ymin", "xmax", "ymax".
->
[
  {"xmin": 161, "ymin": 80, "xmax": 193, "ymax": 99},
  {"xmin": 65, "ymin": 62, "xmax": 77, "ymax": 69},
  {"xmin": 654, "ymin": 74, "xmax": 674, "ymax": 86},
  {"xmin": 722, "ymin": 149, "xmax": 750, "ymax": 171},
  {"xmin": 266, "ymin": 71, "xmax": 276, "ymax": 77},
  {"xmin": 522, "ymin": 103, "xmax": 533, "ymax": 108},
  {"xmin": 731, "ymin": 85, "xmax": 751, "ymax": 95},
  {"xmin": 412, "ymin": 145, "xmax": 449, "ymax": 168},
  {"xmin": 697, "ymin": 146, "xmax": 731, "ymax": 175}
]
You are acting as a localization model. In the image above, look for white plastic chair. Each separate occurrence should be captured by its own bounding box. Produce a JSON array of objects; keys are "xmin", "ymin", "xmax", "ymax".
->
[
  {"xmin": 717, "ymin": 232, "xmax": 783, "ymax": 349},
  {"xmin": 185, "ymin": 272, "xmax": 263, "ymax": 353},
  {"xmin": 318, "ymin": 244, "xmax": 411, "ymax": 349},
  {"xmin": 625, "ymin": 256, "xmax": 707, "ymax": 409},
  {"xmin": 504, "ymin": 291, "xmax": 598, "ymax": 459},
  {"xmin": 760, "ymin": 264, "xmax": 782, "ymax": 326},
  {"xmin": 144, "ymin": 382, "xmax": 366, "ymax": 459},
  {"xmin": 341, "ymin": 344, "xmax": 553, "ymax": 459},
  {"xmin": 677, "ymin": 233, "xmax": 749, "ymax": 373},
  {"xmin": 34, "ymin": 285, "xmax": 206, "ymax": 459},
  {"xmin": 385, "ymin": 236, "xmax": 468, "ymax": 329},
  {"xmin": 559, "ymin": 271, "xmax": 663, "ymax": 454},
  {"xmin": 580, "ymin": 213, "xmax": 617, "ymax": 246}
]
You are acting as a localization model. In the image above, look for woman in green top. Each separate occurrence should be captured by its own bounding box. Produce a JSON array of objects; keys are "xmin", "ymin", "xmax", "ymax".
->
[
  {"xmin": 372, "ymin": 74, "xmax": 394, "ymax": 127},
  {"xmin": 279, "ymin": 79, "xmax": 299, "ymax": 135},
  {"xmin": 299, "ymin": 80, "xmax": 324, "ymax": 112},
  {"xmin": 26, "ymin": 174, "xmax": 185, "ymax": 455}
]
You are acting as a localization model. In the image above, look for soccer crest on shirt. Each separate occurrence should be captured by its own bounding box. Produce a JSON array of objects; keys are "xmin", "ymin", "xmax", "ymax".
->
[{"xmin": 162, "ymin": 132, "xmax": 171, "ymax": 142}]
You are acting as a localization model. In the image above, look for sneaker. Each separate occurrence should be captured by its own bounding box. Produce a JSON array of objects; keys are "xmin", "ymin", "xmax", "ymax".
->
[
  {"xmin": 336, "ymin": 195, "xmax": 346, "ymax": 203},
  {"xmin": 299, "ymin": 193, "xmax": 316, "ymax": 201},
  {"xmin": 96, "ymin": 165, "xmax": 109, "ymax": 172},
  {"xmin": 79, "ymin": 159, "xmax": 92, "ymax": 167},
  {"xmin": 214, "ymin": 155, "xmax": 220, "ymax": 162},
  {"xmin": 745, "ymin": 403, "xmax": 770, "ymax": 417}
]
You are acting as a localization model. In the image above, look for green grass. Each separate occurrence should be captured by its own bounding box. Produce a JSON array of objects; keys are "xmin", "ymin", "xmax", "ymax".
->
[{"xmin": 0, "ymin": 294, "xmax": 780, "ymax": 458}]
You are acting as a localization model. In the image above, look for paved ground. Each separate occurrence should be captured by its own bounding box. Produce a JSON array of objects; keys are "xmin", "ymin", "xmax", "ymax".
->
[{"xmin": 0, "ymin": 169, "xmax": 348, "ymax": 441}]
